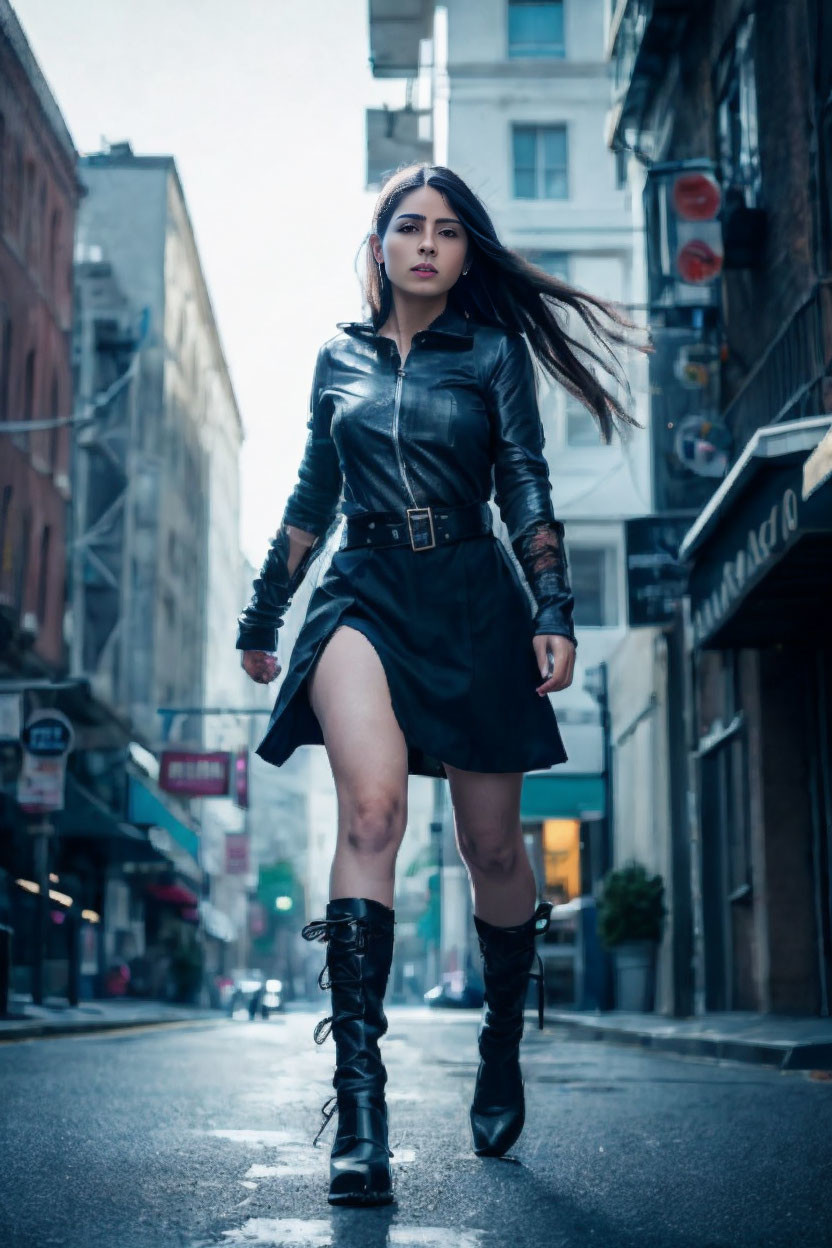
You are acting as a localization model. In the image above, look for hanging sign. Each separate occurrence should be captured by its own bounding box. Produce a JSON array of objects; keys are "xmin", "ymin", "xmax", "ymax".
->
[{"xmin": 159, "ymin": 750, "xmax": 231, "ymax": 797}]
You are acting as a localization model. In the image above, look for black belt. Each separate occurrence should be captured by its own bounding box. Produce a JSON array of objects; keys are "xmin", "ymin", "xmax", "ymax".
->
[{"xmin": 342, "ymin": 500, "xmax": 493, "ymax": 552}]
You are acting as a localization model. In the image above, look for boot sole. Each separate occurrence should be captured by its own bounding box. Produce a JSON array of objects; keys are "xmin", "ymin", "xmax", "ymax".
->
[{"xmin": 328, "ymin": 1189, "xmax": 395, "ymax": 1207}]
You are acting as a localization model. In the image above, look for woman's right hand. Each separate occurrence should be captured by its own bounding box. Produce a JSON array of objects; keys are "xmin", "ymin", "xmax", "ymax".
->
[{"xmin": 241, "ymin": 649, "xmax": 281, "ymax": 684}]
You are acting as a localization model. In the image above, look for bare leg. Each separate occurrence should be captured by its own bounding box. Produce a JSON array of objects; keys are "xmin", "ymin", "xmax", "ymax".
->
[
  {"xmin": 442, "ymin": 763, "xmax": 536, "ymax": 925},
  {"xmin": 308, "ymin": 625, "xmax": 409, "ymax": 906}
]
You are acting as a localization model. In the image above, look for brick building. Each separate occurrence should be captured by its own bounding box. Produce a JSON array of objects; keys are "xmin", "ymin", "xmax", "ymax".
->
[
  {"xmin": 0, "ymin": 0, "xmax": 78, "ymax": 669},
  {"xmin": 609, "ymin": 0, "xmax": 832, "ymax": 1016}
]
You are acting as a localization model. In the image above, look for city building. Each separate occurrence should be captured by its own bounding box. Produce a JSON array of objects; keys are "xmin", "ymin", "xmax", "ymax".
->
[{"xmin": 608, "ymin": 0, "xmax": 832, "ymax": 1016}]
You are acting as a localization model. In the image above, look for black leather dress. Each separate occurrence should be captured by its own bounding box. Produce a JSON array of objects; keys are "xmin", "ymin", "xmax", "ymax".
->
[{"xmin": 241, "ymin": 301, "xmax": 576, "ymax": 779}]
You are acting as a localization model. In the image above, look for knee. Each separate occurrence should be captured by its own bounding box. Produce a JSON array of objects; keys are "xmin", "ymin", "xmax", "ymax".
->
[
  {"xmin": 455, "ymin": 821, "xmax": 519, "ymax": 880},
  {"xmin": 342, "ymin": 790, "xmax": 406, "ymax": 860}
]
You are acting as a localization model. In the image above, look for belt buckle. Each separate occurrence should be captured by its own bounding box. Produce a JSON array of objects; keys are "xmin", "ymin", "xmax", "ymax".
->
[{"xmin": 406, "ymin": 506, "xmax": 436, "ymax": 551}]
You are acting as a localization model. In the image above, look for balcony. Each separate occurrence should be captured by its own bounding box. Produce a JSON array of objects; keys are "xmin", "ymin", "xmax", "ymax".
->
[
  {"xmin": 722, "ymin": 283, "xmax": 831, "ymax": 450},
  {"xmin": 606, "ymin": 0, "xmax": 693, "ymax": 151},
  {"xmin": 368, "ymin": 0, "xmax": 433, "ymax": 79}
]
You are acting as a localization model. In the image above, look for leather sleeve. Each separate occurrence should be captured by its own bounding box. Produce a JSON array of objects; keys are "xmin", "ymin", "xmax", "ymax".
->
[
  {"xmin": 487, "ymin": 331, "xmax": 577, "ymax": 648},
  {"xmin": 236, "ymin": 345, "xmax": 343, "ymax": 652},
  {"xmin": 282, "ymin": 344, "xmax": 344, "ymax": 536}
]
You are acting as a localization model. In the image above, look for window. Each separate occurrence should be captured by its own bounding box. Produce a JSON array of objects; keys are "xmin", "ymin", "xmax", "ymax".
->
[
  {"xmin": 508, "ymin": 1, "xmax": 565, "ymax": 58},
  {"xmin": 565, "ymin": 394, "xmax": 599, "ymax": 447},
  {"xmin": 0, "ymin": 113, "xmax": 5, "ymax": 227},
  {"xmin": 715, "ymin": 13, "xmax": 761, "ymax": 207},
  {"xmin": 569, "ymin": 545, "xmax": 619, "ymax": 627},
  {"xmin": 0, "ymin": 315, "xmax": 11, "ymax": 420},
  {"xmin": 522, "ymin": 249, "xmax": 570, "ymax": 281},
  {"xmin": 36, "ymin": 525, "xmax": 50, "ymax": 624},
  {"xmin": 49, "ymin": 375, "xmax": 60, "ymax": 469},
  {"xmin": 21, "ymin": 347, "xmax": 35, "ymax": 451},
  {"xmin": 49, "ymin": 209, "xmax": 61, "ymax": 291},
  {"xmin": 513, "ymin": 124, "xmax": 568, "ymax": 199}
]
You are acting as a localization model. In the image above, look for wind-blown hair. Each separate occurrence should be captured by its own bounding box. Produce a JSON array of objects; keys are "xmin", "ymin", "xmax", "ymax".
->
[{"xmin": 361, "ymin": 163, "xmax": 647, "ymax": 445}]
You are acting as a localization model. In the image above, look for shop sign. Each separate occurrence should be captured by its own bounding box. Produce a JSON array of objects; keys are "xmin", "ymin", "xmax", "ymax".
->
[
  {"xmin": 803, "ymin": 426, "xmax": 832, "ymax": 500},
  {"xmin": 225, "ymin": 833, "xmax": 250, "ymax": 876},
  {"xmin": 159, "ymin": 750, "xmax": 230, "ymax": 797},
  {"xmin": 18, "ymin": 754, "xmax": 67, "ymax": 814},
  {"xmin": 625, "ymin": 514, "xmax": 694, "ymax": 627},
  {"xmin": 688, "ymin": 461, "xmax": 832, "ymax": 645},
  {"xmin": 233, "ymin": 751, "xmax": 249, "ymax": 810}
]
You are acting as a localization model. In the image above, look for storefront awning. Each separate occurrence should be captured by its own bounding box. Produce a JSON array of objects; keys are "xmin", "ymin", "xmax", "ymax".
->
[
  {"xmin": 520, "ymin": 774, "xmax": 605, "ymax": 821},
  {"xmin": 127, "ymin": 776, "xmax": 200, "ymax": 864},
  {"xmin": 60, "ymin": 775, "xmax": 166, "ymax": 866},
  {"xmin": 679, "ymin": 417, "xmax": 832, "ymax": 647}
]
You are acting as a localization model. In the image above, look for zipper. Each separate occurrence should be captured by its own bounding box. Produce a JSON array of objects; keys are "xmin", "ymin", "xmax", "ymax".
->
[{"xmin": 391, "ymin": 356, "xmax": 418, "ymax": 509}]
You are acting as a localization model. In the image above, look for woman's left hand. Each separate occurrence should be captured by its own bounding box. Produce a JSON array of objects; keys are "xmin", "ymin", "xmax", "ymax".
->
[{"xmin": 533, "ymin": 634, "xmax": 576, "ymax": 695}]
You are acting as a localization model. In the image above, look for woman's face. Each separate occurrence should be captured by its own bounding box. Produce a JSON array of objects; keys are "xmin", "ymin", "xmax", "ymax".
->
[{"xmin": 371, "ymin": 185, "xmax": 469, "ymax": 300}]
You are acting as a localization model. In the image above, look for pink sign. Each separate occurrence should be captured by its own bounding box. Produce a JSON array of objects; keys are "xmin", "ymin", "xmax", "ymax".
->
[
  {"xmin": 159, "ymin": 750, "xmax": 230, "ymax": 797},
  {"xmin": 225, "ymin": 833, "xmax": 250, "ymax": 876}
]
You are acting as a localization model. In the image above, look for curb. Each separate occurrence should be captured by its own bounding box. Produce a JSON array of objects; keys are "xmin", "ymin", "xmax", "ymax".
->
[
  {"xmin": 0, "ymin": 1011, "xmax": 224, "ymax": 1042},
  {"xmin": 544, "ymin": 1012, "xmax": 832, "ymax": 1071}
]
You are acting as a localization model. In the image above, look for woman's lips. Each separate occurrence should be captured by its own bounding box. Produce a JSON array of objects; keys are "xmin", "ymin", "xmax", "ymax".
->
[{"xmin": 411, "ymin": 268, "xmax": 438, "ymax": 277}]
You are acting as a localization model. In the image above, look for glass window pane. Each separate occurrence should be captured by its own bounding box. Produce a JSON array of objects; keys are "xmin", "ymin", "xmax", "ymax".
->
[
  {"xmin": 514, "ymin": 170, "xmax": 537, "ymax": 198},
  {"xmin": 513, "ymin": 127, "xmax": 538, "ymax": 198},
  {"xmin": 543, "ymin": 169, "xmax": 567, "ymax": 198},
  {"xmin": 566, "ymin": 546, "xmax": 611, "ymax": 624},
  {"xmin": 542, "ymin": 125, "xmax": 567, "ymax": 166},
  {"xmin": 513, "ymin": 126, "xmax": 537, "ymax": 166},
  {"xmin": 509, "ymin": 1, "xmax": 564, "ymax": 57}
]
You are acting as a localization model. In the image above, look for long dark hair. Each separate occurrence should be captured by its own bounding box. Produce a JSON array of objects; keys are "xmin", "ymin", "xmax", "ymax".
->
[{"xmin": 361, "ymin": 163, "xmax": 647, "ymax": 445}]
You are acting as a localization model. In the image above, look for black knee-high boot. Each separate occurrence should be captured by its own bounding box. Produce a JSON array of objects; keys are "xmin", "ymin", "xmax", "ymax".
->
[
  {"xmin": 301, "ymin": 897, "xmax": 395, "ymax": 1206},
  {"xmin": 469, "ymin": 901, "xmax": 552, "ymax": 1157}
]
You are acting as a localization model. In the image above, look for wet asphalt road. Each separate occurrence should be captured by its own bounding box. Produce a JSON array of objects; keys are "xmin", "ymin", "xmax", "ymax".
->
[{"xmin": 0, "ymin": 1005, "xmax": 830, "ymax": 1248}]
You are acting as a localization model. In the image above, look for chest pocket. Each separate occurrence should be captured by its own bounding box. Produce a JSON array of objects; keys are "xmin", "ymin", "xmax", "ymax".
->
[{"xmin": 404, "ymin": 380, "xmax": 457, "ymax": 443}]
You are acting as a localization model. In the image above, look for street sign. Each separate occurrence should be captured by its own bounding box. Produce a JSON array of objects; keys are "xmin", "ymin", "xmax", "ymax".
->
[
  {"xmin": 18, "ymin": 754, "xmax": 67, "ymax": 814},
  {"xmin": 21, "ymin": 709, "xmax": 74, "ymax": 757},
  {"xmin": 625, "ymin": 514, "xmax": 694, "ymax": 627}
]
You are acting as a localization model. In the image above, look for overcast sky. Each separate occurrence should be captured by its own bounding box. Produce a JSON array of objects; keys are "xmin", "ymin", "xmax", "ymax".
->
[{"xmin": 14, "ymin": 0, "xmax": 404, "ymax": 563}]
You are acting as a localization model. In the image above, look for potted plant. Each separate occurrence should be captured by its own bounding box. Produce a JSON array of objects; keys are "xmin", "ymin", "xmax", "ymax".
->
[{"xmin": 596, "ymin": 860, "xmax": 667, "ymax": 1012}]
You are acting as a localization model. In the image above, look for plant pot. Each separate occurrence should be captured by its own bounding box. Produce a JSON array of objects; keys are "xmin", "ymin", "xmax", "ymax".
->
[{"xmin": 612, "ymin": 940, "xmax": 657, "ymax": 1012}]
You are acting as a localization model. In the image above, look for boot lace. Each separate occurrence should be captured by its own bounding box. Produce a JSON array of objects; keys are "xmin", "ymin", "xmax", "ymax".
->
[{"xmin": 302, "ymin": 912, "xmax": 383, "ymax": 1149}]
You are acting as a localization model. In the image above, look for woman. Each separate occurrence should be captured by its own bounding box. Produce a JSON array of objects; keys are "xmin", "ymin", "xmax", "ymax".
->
[{"xmin": 236, "ymin": 163, "xmax": 640, "ymax": 1207}]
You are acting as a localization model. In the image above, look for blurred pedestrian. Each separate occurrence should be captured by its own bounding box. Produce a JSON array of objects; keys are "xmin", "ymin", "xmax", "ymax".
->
[{"xmin": 238, "ymin": 163, "xmax": 642, "ymax": 1206}]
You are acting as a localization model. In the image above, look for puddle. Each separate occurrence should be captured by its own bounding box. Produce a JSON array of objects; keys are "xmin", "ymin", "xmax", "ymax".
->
[
  {"xmin": 204, "ymin": 1219, "xmax": 485, "ymax": 1246},
  {"xmin": 208, "ymin": 1129, "xmax": 299, "ymax": 1147},
  {"xmin": 243, "ymin": 1148, "xmax": 416, "ymax": 1180}
]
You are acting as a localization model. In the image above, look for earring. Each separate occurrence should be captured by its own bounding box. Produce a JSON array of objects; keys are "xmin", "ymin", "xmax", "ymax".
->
[{"xmin": 463, "ymin": 264, "xmax": 471, "ymax": 276}]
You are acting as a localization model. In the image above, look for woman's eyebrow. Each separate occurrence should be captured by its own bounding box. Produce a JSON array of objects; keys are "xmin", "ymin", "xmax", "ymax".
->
[{"xmin": 394, "ymin": 212, "xmax": 463, "ymax": 226}]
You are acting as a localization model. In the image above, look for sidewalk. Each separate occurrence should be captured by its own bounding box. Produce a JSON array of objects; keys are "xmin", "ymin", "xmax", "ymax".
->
[
  {"xmin": 544, "ymin": 1007, "xmax": 832, "ymax": 1071},
  {"xmin": 0, "ymin": 995, "xmax": 223, "ymax": 1041}
]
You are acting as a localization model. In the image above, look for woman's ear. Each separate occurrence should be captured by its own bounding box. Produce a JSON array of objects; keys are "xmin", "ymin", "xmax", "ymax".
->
[{"xmin": 369, "ymin": 234, "xmax": 384, "ymax": 265}]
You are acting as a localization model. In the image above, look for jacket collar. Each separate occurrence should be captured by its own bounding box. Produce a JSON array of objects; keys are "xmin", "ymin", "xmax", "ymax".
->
[{"xmin": 336, "ymin": 302, "xmax": 474, "ymax": 348}]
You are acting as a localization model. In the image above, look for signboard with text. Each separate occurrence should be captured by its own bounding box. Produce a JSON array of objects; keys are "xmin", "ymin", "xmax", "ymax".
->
[
  {"xmin": 687, "ymin": 459, "xmax": 832, "ymax": 646},
  {"xmin": 159, "ymin": 750, "xmax": 231, "ymax": 797},
  {"xmin": 625, "ymin": 514, "xmax": 695, "ymax": 627}
]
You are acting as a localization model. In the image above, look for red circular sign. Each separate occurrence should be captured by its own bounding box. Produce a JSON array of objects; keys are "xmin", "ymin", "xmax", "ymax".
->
[
  {"xmin": 676, "ymin": 240, "xmax": 723, "ymax": 284},
  {"xmin": 673, "ymin": 173, "xmax": 722, "ymax": 221}
]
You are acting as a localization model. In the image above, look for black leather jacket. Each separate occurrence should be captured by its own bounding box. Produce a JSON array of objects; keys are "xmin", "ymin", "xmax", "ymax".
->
[{"xmin": 236, "ymin": 301, "xmax": 576, "ymax": 652}]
